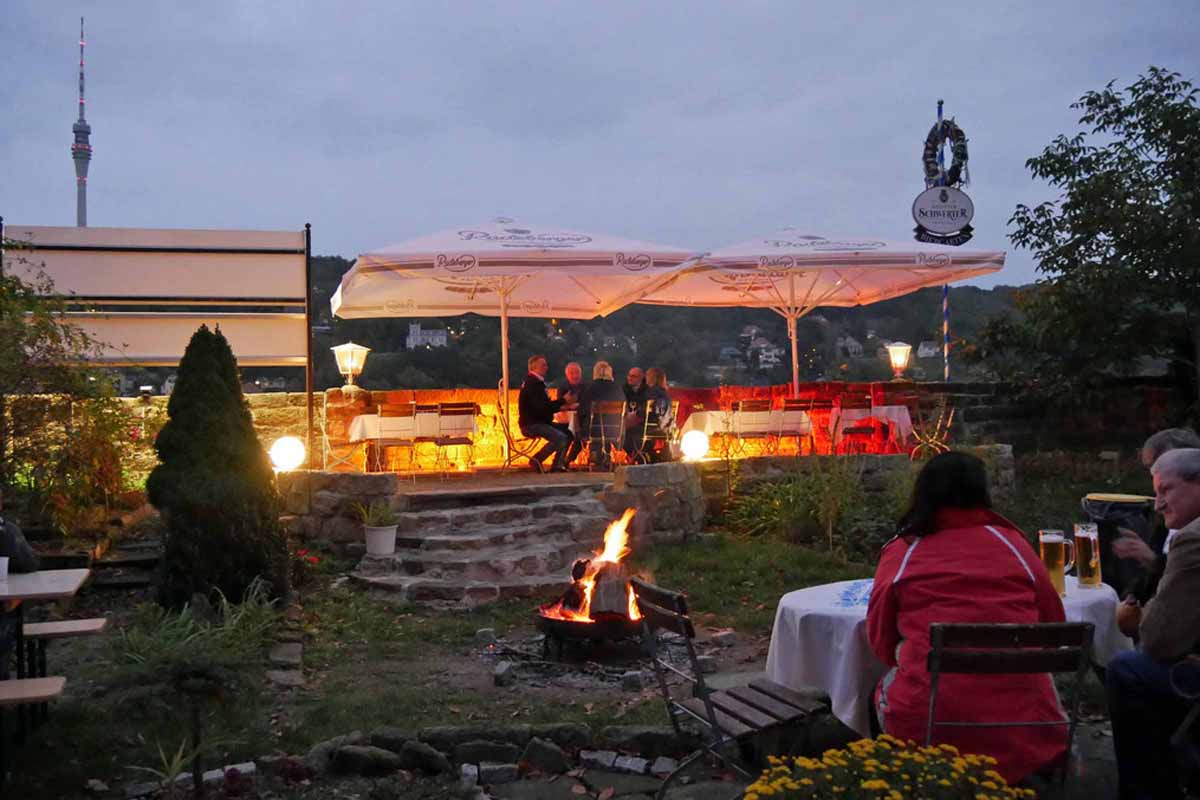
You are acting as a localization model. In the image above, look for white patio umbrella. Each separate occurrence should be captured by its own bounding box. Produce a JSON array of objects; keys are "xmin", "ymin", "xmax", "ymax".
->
[
  {"xmin": 636, "ymin": 231, "xmax": 1005, "ymax": 396},
  {"xmin": 331, "ymin": 219, "xmax": 694, "ymax": 447}
]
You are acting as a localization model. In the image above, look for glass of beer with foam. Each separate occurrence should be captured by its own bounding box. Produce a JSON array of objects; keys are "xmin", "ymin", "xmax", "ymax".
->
[
  {"xmin": 1074, "ymin": 523, "xmax": 1102, "ymax": 588},
  {"xmin": 1039, "ymin": 529, "xmax": 1073, "ymax": 596}
]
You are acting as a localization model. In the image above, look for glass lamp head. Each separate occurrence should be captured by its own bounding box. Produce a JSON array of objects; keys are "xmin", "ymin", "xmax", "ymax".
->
[
  {"xmin": 886, "ymin": 342, "xmax": 912, "ymax": 380},
  {"xmin": 331, "ymin": 342, "xmax": 371, "ymax": 386}
]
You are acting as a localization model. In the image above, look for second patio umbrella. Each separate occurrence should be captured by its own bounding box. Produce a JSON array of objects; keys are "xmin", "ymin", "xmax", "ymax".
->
[{"xmin": 636, "ymin": 231, "xmax": 1005, "ymax": 395}]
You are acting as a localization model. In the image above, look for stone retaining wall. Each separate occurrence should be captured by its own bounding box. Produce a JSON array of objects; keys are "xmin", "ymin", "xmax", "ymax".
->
[{"xmin": 275, "ymin": 470, "xmax": 400, "ymax": 554}]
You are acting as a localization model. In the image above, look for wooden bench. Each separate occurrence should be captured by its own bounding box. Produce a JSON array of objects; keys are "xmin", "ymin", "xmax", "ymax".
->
[
  {"xmin": 0, "ymin": 676, "xmax": 67, "ymax": 784},
  {"xmin": 21, "ymin": 618, "xmax": 106, "ymax": 726}
]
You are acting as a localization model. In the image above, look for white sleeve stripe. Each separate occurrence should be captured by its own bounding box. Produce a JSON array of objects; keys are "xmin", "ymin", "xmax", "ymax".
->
[
  {"xmin": 985, "ymin": 525, "xmax": 1035, "ymax": 583},
  {"xmin": 892, "ymin": 538, "xmax": 922, "ymax": 583}
]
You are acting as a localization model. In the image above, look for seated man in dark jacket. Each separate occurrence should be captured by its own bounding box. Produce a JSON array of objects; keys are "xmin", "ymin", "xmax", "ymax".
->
[
  {"xmin": 622, "ymin": 367, "xmax": 648, "ymax": 461},
  {"xmin": 518, "ymin": 355, "xmax": 577, "ymax": 473}
]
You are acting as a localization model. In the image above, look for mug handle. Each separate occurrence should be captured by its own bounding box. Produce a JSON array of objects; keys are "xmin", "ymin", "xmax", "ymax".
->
[{"xmin": 1063, "ymin": 540, "xmax": 1075, "ymax": 573}]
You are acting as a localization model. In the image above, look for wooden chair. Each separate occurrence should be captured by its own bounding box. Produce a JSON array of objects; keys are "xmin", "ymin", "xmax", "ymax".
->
[
  {"xmin": 835, "ymin": 392, "xmax": 875, "ymax": 454},
  {"xmin": 433, "ymin": 402, "xmax": 479, "ymax": 477},
  {"xmin": 372, "ymin": 402, "xmax": 418, "ymax": 476},
  {"xmin": 587, "ymin": 400, "xmax": 627, "ymax": 471},
  {"xmin": 926, "ymin": 622, "xmax": 1094, "ymax": 793},
  {"xmin": 776, "ymin": 398, "xmax": 813, "ymax": 455},
  {"xmin": 733, "ymin": 399, "xmax": 773, "ymax": 455},
  {"xmin": 630, "ymin": 578, "xmax": 824, "ymax": 800},
  {"xmin": 806, "ymin": 397, "xmax": 835, "ymax": 454},
  {"xmin": 634, "ymin": 398, "xmax": 678, "ymax": 464}
]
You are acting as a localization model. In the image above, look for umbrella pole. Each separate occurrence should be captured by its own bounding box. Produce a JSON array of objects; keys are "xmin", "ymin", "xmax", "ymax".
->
[
  {"xmin": 788, "ymin": 313, "xmax": 800, "ymax": 398},
  {"xmin": 500, "ymin": 289, "xmax": 511, "ymax": 466}
]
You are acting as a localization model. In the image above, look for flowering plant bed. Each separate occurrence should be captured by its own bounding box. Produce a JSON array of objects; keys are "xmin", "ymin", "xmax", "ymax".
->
[{"xmin": 743, "ymin": 736, "xmax": 1034, "ymax": 799}]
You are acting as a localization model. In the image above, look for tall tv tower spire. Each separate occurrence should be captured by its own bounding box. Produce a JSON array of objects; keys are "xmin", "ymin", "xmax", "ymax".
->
[{"xmin": 70, "ymin": 16, "xmax": 92, "ymax": 227}]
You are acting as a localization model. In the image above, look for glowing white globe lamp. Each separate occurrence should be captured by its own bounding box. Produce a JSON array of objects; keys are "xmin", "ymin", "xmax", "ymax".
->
[
  {"xmin": 269, "ymin": 436, "xmax": 306, "ymax": 472},
  {"xmin": 681, "ymin": 430, "xmax": 710, "ymax": 462}
]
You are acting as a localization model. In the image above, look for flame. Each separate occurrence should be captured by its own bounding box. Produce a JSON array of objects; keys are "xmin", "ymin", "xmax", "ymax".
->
[{"xmin": 540, "ymin": 508, "xmax": 641, "ymax": 623}]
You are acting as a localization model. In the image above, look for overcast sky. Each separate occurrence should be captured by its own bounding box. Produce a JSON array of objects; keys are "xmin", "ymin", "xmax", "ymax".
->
[{"xmin": 3, "ymin": 1, "xmax": 1198, "ymax": 288}]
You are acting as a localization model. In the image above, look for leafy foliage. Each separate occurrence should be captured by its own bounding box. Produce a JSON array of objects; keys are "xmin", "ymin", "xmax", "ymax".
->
[
  {"xmin": 146, "ymin": 325, "xmax": 288, "ymax": 606},
  {"xmin": 979, "ymin": 67, "xmax": 1200, "ymax": 415}
]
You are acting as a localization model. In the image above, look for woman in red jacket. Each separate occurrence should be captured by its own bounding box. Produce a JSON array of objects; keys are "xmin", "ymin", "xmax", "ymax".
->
[{"xmin": 866, "ymin": 451, "xmax": 1068, "ymax": 784}]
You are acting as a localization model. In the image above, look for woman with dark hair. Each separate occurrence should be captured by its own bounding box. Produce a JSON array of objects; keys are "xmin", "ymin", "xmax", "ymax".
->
[{"xmin": 866, "ymin": 451, "xmax": 1067, "ymax": 785}]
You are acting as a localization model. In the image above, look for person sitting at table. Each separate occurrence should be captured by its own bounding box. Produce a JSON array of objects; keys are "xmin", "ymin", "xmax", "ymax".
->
[
  {"xmin": 1106, "ymin": 447, "xmax": 1200, "ymax": 800},
  {"xmin": 622, "ymin": 366, "xmax": 648, "ymax": 461},
  {"xmin": 0, "ymin": 488, "xmax": 40, "ymax": 680},
  {"xmin": 1112, "ymin": 428, "xmax": 1200, "ymax": 634},
  {"xmin": 584, "ymin": 361, "xmax": 625, "ymax": 468},
  {"xmin": 641, "ymin": 367, "xmax": 675, "ymax": 463},
  {"xmin": 866, "ymin": 451, "xmax": 1067, "ymax": 786},
  {"xmin": 556, "ymin": 361, "xmax": 587, "ymax": 467},
  {"xmin": 518, "ymin": 354, "xmax": 577, "ymax": 473}
]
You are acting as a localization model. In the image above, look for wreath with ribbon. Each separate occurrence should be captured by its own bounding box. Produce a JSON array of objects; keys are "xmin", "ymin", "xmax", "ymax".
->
[{"xmin": 923, "ymin": 119, "xmax": 969, "ymax": 187}]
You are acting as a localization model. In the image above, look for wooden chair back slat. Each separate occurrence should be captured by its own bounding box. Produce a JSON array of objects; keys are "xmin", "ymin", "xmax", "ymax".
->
[
  {"xmin": 438, "ymin": 402, "xmax": 479, "ymax": 416},
  {"xmin": 838, "ymin": 393, "xmax": 872, "ymax": 410},
  {"xmin": 708, "ymin": 692, "xmax": 779, "ymax": 729},
  {"xmin": 378, "ymin": 403, "xmax": 416, "ymax": 418},
  {"xmin": 635, "ymin": 598, "xmax": 696, "ymax": 638},
  {"xmin": 935, "ymin": 649, "xmax": 1087, "ymax": 674},
  {"xmin": 736, "ymin": 399, "xmax": 771, "ymax": 413},
  {"xmin": 630, "ymin": 578, "xmax": 689, "ymax": 615},
  {"xmin": 935, "ymin": 622, "xmax": 1094, "ymax": 650},
  {"xmin": 781, "ymin": 398, "xmax": 807, "ymax": 411}
]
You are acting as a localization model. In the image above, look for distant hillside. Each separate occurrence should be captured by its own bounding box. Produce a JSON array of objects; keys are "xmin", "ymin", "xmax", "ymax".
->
[{"xmin": 309, "ymin": 255, "xmax": 1022, "ymax": 389}]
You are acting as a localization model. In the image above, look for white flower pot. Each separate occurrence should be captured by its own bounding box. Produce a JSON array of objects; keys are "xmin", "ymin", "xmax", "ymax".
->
[{"xmin": 364, "ymin": 524, "xmax": 398, "ymax": 556}]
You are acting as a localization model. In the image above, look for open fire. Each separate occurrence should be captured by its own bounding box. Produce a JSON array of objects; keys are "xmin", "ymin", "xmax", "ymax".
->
[{"xmin": 539, "ymin": 507, "xmax": 642, "ymax": 625}]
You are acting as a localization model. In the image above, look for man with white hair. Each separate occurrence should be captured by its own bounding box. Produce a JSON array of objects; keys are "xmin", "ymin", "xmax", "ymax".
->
[{"xmin": 1107, "ymin": 448, "xmax": 1200, "ymax": 799}]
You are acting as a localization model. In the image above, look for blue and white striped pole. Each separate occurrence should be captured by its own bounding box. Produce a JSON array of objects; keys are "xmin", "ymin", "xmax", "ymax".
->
[{"xmin": 936, "ymin": 99, "xmax": 950, "ymax": 381}]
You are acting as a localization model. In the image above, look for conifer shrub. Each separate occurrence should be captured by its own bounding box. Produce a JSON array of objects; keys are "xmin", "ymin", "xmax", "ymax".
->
[{"xmin": 147, "ymin": 325, "xmax": 288, "ymax": 607}]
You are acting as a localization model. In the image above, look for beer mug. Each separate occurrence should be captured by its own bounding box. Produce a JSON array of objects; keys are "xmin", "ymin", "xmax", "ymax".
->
[
  {"xmin": 1039, "ymin": 529, "xmax": 1074, "ymax": 597},
  {"xmin": 1074, "ymin": 523, "xmax": 1102, "ymax": 588}
]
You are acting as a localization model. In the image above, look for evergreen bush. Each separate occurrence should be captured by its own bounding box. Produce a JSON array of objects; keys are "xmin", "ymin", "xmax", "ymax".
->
[{"xmin": 146, "ymin": 325, "xmax": 287, "ymax": 607}]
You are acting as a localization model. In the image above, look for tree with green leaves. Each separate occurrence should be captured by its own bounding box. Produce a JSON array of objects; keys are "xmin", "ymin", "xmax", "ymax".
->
[
  {"xmin": 981, "ymin": 67, "xmax": 1200, "ymax": 414},
  {"xmin": 147, "ymin": 325, "xmax": 287, "ymax": 607}
]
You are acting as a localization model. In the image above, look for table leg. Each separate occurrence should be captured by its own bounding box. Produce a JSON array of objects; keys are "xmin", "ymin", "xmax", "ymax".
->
[
  {"xmin": 12, "ymin": 606, "xmax": 25, "ymax": 745},
  {"xmin": 36, "ymin": 641, "xmax": 48, "ymax": 725}
]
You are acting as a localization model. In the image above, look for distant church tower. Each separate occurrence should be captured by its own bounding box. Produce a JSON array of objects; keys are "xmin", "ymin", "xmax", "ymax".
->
[{"xmin": 70, "ymin": 17, "xmax": 92, "ymax": 227}]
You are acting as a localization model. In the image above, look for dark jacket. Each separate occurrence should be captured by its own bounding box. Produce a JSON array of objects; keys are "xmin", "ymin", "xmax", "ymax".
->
[
  {"xmin": 645, "ymin": 385, "xmax": 673, "ymax": 428},
  {"xmin": 1128, "ymin": 517, "xmax": 1170, "ymax": 604},
  {"xmin": 518, "ymin": 372, "xmax": 564, "ymax": 429},
  {"xmin": 623, "ymin": 382, "xmax": 647, "ymax": 415},
  {"xmin": 0, "ymin": 517, "xmax": 41, "ymax": 573}
]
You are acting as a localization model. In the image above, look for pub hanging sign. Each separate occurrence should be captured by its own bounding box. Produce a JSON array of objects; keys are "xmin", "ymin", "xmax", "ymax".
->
[{"xmin": 913, "ymin": 115, "xmax": 974, "ymax": 246}]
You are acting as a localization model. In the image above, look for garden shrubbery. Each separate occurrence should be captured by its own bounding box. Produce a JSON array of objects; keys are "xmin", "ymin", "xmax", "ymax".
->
[{"xmin": 147, "ymin": 325, "xmax": 288, "ymax": 607}]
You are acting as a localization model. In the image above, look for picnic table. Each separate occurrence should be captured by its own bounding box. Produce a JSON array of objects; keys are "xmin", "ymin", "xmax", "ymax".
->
[{"xmin": 765, "ymin": 576, "xmax": 1132, "ymax": 736}]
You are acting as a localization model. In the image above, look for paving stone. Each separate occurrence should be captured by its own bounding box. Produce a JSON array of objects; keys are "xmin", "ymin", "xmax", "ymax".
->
[
  {"xmin": 303, "ymin": 731, "xmax": 366, "ymax": 775},
  {"xmin": 331, "ymin": 745, "xmax": 404, "ymax": 776},
  {"xmin": 695, "ymin": 654, "xmax": 718, "ymax": 673},
  {"xmin": 460, "ymin": 763, "xmax": 479, "ymax": 791},
  {"xmin": 124, "ymin": 781, "xmax": 157, "ymax": 799},
  {"xmin": 369, "ymin": 726, "xmax": 414, "ymax": 754},
  {"xmin": 612, "ymin": 755, "xmax": 650, "ymax": 775},
  {"xmin": 490, "ymin": 778, "xmax": 588, "ymax": 800},
  {"xmin": 520, "ymin": 737, "xmax": 570, "ymax": 774},
  {"xmin": 580, "ymin": 749, "xmax": 618, "ymax": 769},
  {"xmin": 672, "ymin": 779, "xmax": 750, "ymax": 799},
  {"xmin": 266, "ymin": 669, "xmax": 305, "ymax": 687},
  {"xmin": 275, "ymin": 629, "xmax": 305, "ymax": 643},
  {"xmin": 583, "ymin": 770, "xmax": 663, "ymax": 796},
  {"xmin": 621, "ymin": 670, "xmax": 647, "ymax": 691},
  {"xmin": 599, "ymin": 726, "xmax": 682, "ymax": 759},
  {"xmin": 649, "ymin": 756, "xmax": 678, "ymax": 777},
  {"xmin": 475, "ymin": 627, "xmax": 497, "ymax": 645},
  {"xmin": 479, "ymin": 761, "xmax": 520, "ymax": 784},
  {"xmin": 711, "ymin": 629, "xmax": 737, "ymax": 647},
  {"xmin": 494, "ymin": 660, "xmax": 517, "ymax": 687},
  {"xmin": 269, "ymin": 642, "xmax": 303, "ymax": 667},
  {"xmin": 455, "ymin": 739, "xmax": 521, "ymax": 765},
  {"xmin": 529, "ymin": 722, "xmax": 592, "ymax": 750},
  {"xmin": 399, "ymin": 740, "xmax": 452, "ymax": 775}
]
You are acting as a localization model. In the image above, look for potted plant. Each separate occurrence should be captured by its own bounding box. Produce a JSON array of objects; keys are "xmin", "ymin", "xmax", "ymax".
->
[{"xmin": 355, "ymin": 500, "xmax": 398, "ymax": 555}]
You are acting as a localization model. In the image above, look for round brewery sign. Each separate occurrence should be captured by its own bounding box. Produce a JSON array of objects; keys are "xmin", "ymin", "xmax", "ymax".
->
[{"xmin": 912, "ymin": 186, "xmax": 974, "ymax": 234}]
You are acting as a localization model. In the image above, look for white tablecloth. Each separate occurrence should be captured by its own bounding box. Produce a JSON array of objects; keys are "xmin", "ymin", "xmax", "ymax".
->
[
  {"xmin": 348, "ymin": 411, "xmax": 440, "ymax": 443},
  {"xmin": 679, "ymin": 409, "xmax": 812, "ymax": 437},
  {"xmin": 833, "ymin": 405, "xmax": 914, "ymax": 442},
  {"xmin": 766, "ymin": 576, "xmax": 1132, "ymax": 737}
]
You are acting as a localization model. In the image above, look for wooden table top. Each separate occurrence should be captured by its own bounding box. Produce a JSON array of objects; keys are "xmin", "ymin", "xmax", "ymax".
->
[{"xmin": 0, "ymin": 568, "xmax": 90, "ymax": 602}]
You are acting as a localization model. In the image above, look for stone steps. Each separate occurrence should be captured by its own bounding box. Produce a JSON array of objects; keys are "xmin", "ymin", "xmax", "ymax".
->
[
  {"xmin": 352, "ymin": 487, "xmax": 617, "ymax": 606},
  {"xmin": 398, "ymin": 481, "xmax": 605, "ymax": 512}
]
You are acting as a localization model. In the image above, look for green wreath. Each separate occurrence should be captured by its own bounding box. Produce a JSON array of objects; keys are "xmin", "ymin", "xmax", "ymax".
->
[{"xmin": 923, "ymin": 119, "xmax": 969, "ymax": 187}]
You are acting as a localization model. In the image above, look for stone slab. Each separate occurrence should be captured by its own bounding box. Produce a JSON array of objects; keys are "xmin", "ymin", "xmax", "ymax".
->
[
  {"xmin": 583, "ymin": 770, "xmax": 662, "ymax": 796},
  {"xmin": 269, "ymin": 642, "xmax": 303, "ymax": 667}
]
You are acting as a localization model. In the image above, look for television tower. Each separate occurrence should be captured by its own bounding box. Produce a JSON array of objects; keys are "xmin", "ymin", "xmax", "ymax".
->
[{"xmin": 70, "ymin": 16, "xmax": 92, "ymax": 227}]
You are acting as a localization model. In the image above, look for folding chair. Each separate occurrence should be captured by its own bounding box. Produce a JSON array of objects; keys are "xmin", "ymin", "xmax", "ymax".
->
[
  {"xmin": 371, "ymin": 402, "xmax": 418, "ymax": 477},
  {"xmin": 433, "ymin": 402, "xmax": 479, "ymax": 478},
  {"xmin": 634, "ymin": 398, "xmax": 678, "ymax": 464},
  {"xmin": 926, "ymin": 622, "xmax": 1094, "ymax": 794},
  {"xmin": 806, "ymin": 397, "xmax": 835, "ymax": 455},
  {"xmin": 835, "ymin": 392, "xmax": 875, "ymax": 454},
  {"xmin": 587, "ymin": 400, "xmax": 626, "ymax": 471},
  {"xmin": 630, "ymin": 578, "xmax": 823, "ymax": 800},
  {"xmin": 321, "ymin": 391, "xmax": 364, "ymax": 470},
  {"xmin": 776, "ymin": 398, "xmax": 813, "ymax": 456},
  {"xmin": 733, "ymin": 399, "xmax": 773, "ymax": 455}
]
